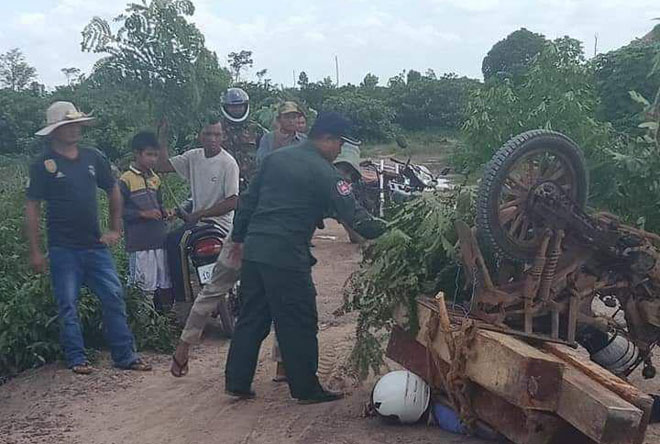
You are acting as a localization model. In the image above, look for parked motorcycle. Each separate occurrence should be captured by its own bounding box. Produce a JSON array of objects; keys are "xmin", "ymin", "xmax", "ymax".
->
[
  {"xmin": 175, "ymin": 202, "xmax": 239, "ymax": 337},
  {"xmin": 359, "ymin": 157, "xmax": 451, "ymax": 217}
]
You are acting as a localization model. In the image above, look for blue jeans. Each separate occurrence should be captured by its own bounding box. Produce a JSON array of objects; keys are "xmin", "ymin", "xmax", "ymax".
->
[{"xmin": 49, "ymin": 246, "xmax": 138, "ymax": 368}]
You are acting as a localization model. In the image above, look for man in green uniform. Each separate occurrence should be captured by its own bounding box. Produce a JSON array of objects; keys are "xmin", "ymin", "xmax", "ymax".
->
[{"xmin": 224, "ymin": 112, "xmax": 386, "ymax": 403}]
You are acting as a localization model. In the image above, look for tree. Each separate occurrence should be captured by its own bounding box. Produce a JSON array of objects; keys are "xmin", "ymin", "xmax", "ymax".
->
[
  {"xmin": 0, "ymin": 88, "xmax": 47, "ymax": 153},
  {"xmin": 482, "ymin": 28, "xmax": 547, "ymax": 82},
  {"xmin": 462, "ymin": 37, "xmax": 613, "ymax": 172},
  {"xmin": 594, "ymin": 39, "xmax": 660, "ymax": 131},
  {"xmin": 256, "ymin": 69, "xmax": 268, "ymax": 81},
  {"xmin": 228, "ymin": 50, "xmax": 253, "ymax": 82},
  {"xmin": 389, "ymin": 71, "xmax": 478, "ymax": 130},
  {"xmin": 297, "ymin": 77, "xmax": 338, "ymax": 111},
  {"xmin": 406, "ymin": 70, "xmax": 422, "ymax": 84},
  {"xmin": 360, "ymin": 73, "xmax": 379, "ymax": 89},
  {"xmin": 298, "ymin": 71, "xmax": 309, "ymax": 89},
  {"xmin": 61, "ymin": 67, "xmax": 81, "ymax": 85},
  {"xmin": 81, "ymin": 0, "xmax": 231, "ymax": 153},
  {"xmin": 322, "ymin": 91, "xmax": 395, "ymax": 141},
  {"xmin": 0, "ymin": 49, "xmax": 37, "ymax": 91}
]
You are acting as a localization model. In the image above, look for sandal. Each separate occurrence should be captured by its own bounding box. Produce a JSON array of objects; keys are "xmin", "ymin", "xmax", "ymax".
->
[
  {"xmin": 272, "ymin": 375, "xmax": 288, "ymax": 383},
  {"xmin": 71, "ymin": 363, "xmax": 94, "ymax": 375},
  {"xmin": 170, "ymin": 355, "xmax": 189, "ymax": 377},
  {"xmin": 125, "ymin": 359, "xmax": 152, "ymax": 372}
]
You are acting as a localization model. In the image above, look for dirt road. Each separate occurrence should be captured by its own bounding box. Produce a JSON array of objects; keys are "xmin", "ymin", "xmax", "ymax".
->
[{"xmin": 0, "ymin": 221, "xmax": 480, "ymax": 444}]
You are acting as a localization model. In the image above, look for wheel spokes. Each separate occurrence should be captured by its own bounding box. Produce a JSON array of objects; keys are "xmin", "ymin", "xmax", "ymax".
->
[
  {"xmin": 497, "ymin": 149, "xmax": 575, "ymax": 248},
  {"xmin": 509, "ymin": 212, "xmax": 524, "ymax": 237},
  {"xmin": 499, "ymin": 206, "xmax": 519, "ymax": 225}
]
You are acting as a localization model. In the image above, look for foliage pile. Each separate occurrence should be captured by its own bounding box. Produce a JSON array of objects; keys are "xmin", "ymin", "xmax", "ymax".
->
[
  {"xmin": 341, "ymin": 189, "xmax": 475, "ymax": 378},
  {"xmin": 0, "ymin": 158, "xmax": 178, "ymax": 379}
]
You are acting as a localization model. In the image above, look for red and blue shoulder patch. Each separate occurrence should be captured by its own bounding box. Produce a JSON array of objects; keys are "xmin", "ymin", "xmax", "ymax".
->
[{"xmin": 336, "ymin": 179, "xmax": 352, "ymax": 196}]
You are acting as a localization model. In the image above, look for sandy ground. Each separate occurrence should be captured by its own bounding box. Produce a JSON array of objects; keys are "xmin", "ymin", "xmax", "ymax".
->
[
  {"xmin": 3, "ymin": 220, "xmax": 660, "ymax": 444},
  {"xmin": 0, "ymin": 221, "xmax": 481, "ymax": 444}
]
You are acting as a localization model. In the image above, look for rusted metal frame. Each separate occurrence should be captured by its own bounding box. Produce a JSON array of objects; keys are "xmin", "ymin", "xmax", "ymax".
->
[
  {"xmin": 523, "ymin": 230, "xmax": 553, "ymax": 333},
  {"xmin": 419, "ymin": 298, "xmax": 575, "ymax": 347},
  {"xmin": 567, "ymin": 289, "xmax": 579, "ymax": 345},
  {"xmin": 537, "ymin": 230, "xmax": 565, "ymax": 303}
]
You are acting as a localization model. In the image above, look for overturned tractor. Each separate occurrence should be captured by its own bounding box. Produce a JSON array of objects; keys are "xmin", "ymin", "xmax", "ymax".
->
[{"xmin": 458, "ymin": 129, "xmax": 660, "ymax": 379}]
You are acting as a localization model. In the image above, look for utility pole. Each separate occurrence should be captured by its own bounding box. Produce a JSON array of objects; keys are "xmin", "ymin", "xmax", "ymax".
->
[
  {"xmin": 293, "ymin": 70, "xmax": 296, "ymax": 88},
  {"xmin": 335, "ymin": 55, "xmax": 340, "ymax": 87},
  {"xmin": 594, "ymin": 33, "xmax": 599, "ymax": 58}
]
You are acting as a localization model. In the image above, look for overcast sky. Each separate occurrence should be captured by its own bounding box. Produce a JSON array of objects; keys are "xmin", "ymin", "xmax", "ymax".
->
[{"xmin": 2, "ymin": 0, "xmax": 659, "ymax": 88}]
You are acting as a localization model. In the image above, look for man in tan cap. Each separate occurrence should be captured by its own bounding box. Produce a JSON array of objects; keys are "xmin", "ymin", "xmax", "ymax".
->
[
  {"xmin": 255, "ymin": 101, "xmax": 306, "ymax": 165},
  {"xmin": 25, "ymin": 101, "xmax": 151, "ymax": 375}
]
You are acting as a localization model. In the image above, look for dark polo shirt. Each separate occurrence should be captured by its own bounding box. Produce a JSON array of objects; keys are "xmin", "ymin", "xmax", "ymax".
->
[{"xmin": 26, "ymin": 146, "xmax": 116, "ymax": 249}]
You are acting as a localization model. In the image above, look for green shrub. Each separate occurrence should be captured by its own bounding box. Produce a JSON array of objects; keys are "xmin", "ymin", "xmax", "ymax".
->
[{"xmin": 342, "ymin": 189, "xmax": 475, "ymax": 378}]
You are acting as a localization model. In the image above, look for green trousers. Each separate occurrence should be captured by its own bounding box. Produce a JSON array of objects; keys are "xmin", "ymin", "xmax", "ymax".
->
[{"xmin": 225, "ymin": 260, "xmax": 323, "ymax": 399}]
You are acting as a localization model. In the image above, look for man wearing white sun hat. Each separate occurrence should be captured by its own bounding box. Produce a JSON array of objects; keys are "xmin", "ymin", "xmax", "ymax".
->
[{"xmin": 25, "ymin": 101, "xmax": 151, "ymax": 375}]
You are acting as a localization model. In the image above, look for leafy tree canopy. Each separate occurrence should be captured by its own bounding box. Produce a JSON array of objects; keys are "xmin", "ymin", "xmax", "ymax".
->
[
  {"xmin": 482, "ymin": 28, "xmax": 547, "ymax": 82},
  {"xmin": 80, "ymin": 0, "xmax": 231, "ymax": 153},
  {"xmin": 0, "ymin": 48, "xmax": 37, "ymax": 92}
]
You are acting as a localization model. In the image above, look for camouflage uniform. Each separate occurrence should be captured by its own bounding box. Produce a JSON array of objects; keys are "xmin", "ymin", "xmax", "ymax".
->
[{"xmin": 223, "ymin": 120, "xmax": 265, "ymax": 193}]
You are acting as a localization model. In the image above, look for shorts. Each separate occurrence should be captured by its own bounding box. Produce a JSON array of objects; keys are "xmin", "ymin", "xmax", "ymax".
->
[{"xmin": 128, "ymin": 249, "xmax": 172, "ymax": 292}]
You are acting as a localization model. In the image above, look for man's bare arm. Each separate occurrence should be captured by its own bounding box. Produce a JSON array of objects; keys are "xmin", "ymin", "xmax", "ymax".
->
[
  {"xmin": 25, "ymin": 200, "xmax": 46, "ymax": 273},
  {"xmin": 188, "ymin": 195, "xmax": 238, "ymax": 222},
  {"xmin": 155, "ymin": 119, "xmax": 175, "ymax": 173}
]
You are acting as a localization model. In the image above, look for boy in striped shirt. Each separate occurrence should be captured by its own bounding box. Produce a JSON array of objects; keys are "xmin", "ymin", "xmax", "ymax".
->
[{"xmin": 119, "ymin": 131, "xmax": 173, "ymax": 312}]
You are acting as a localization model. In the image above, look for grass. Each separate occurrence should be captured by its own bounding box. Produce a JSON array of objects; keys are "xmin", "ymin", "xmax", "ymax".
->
[
  {"xmin": 362, "ymin": 129, "xmax": 463, "ymax": 160},
  {"xmin": 0, "ymin": 155, "xmax": 180, "ymax": 379}
]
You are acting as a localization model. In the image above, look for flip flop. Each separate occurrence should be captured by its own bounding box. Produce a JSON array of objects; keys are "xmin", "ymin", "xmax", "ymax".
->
[
  {"xmin": 71, "ymin": 363, "xmax": 94, "ymax": 375},
  {"xmin": 272, "ymin": 375, "xmax": 288, "ymax": 383},
  {"xmin": 125, "ymin": 359, "xmax": 152, "ymax": 372},
  {"xmin": 170, "ymin": 355, "xmax": 189, "ymax": 377}
]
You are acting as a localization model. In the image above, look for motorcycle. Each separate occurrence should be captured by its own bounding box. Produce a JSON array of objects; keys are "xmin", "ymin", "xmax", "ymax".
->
[
  {"xmin": 175, "ymin": 201, "xmax": 239, "ymax": 337},
  {"xmin": 359, "ymin": 157, "xmax": 451, "ymax": 217}
]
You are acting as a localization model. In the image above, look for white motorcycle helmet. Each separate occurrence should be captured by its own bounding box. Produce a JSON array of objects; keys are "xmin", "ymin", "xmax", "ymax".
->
[
  {"xmin": 371, "ymin": 370, "xmax": 431, "ymax": 424},
  {"xmin": 221, "ymin": 87, "xmax": 250, "ymax": 123}
]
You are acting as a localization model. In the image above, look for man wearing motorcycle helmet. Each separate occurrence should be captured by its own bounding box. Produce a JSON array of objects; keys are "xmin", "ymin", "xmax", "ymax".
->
[{"xmin": 220, "ymin": 87, "xmax": 265, "ymax": 192}]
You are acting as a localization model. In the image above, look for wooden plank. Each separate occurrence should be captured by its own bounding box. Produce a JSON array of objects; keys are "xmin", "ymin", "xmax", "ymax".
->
[
  {"xmin": 385, "ymin": 326, "xmax": 430, "ymax": 380},
  {"xmin": 411, "ymin": 299, "xmax": 650, "ymax": 443},
  {"xmin": 544, "ymin": 343, "xmax": 653, "ymax": 444},
  {"xmin": 386, "ymin": 327, "xmax": 590, "ymax": 444},
  {"xmin": 416, "ymin": 299, "xmax": 565, "ymax": 411},
  {"xmin": 557, "ymin": 365, "xmax": 642, "ymax": 444}
]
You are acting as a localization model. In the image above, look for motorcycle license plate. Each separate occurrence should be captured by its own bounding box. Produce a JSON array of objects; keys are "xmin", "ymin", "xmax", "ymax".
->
[{"xmin": 196, "ymin": 263, "xmax": 216, "ymax": 285}]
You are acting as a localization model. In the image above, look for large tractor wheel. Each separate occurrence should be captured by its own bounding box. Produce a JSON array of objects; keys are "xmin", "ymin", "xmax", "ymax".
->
[{"xmin": 476, "ymin": 130, "xmax": 589, "ymax": 261}]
